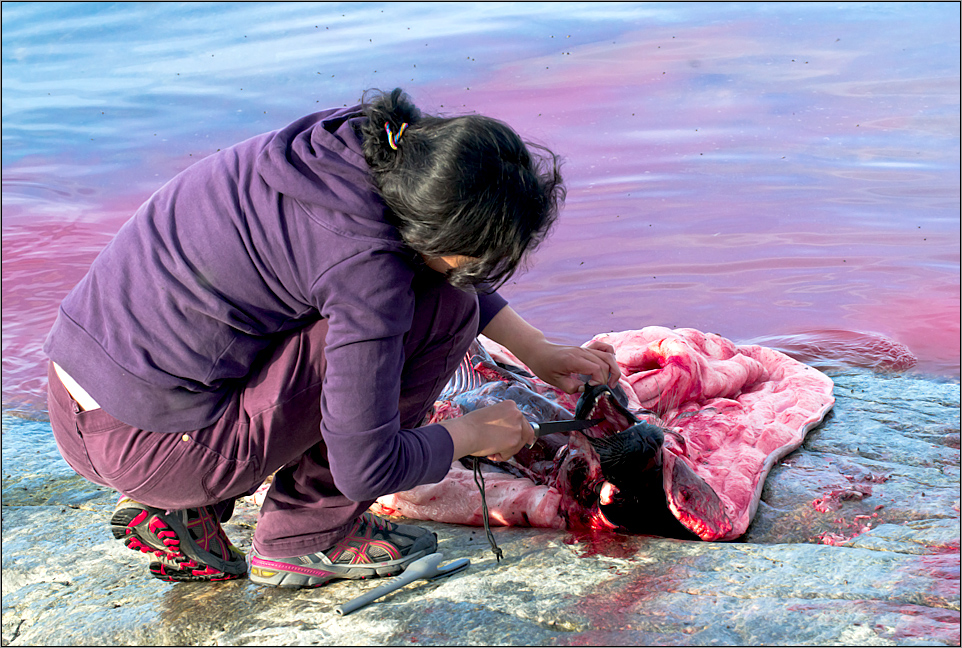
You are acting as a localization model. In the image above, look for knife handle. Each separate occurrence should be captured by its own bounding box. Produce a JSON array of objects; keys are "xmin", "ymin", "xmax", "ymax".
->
[{"xmin": 526, "ymin": 421, "xmax": 542, "ymax": 448}]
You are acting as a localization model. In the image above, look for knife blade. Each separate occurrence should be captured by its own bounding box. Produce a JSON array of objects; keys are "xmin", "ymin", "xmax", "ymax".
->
[{"xmin": 530, "ymin": 418, "xmax": 604, "ymax": 437}]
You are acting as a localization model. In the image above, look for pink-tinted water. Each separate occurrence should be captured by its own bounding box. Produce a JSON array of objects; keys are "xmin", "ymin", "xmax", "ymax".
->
[{"xmin": 2, "ymin": 3, "xmax": 959, "ymax": 417}]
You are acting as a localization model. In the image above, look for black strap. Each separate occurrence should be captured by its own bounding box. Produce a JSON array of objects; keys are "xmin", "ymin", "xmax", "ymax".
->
[{"xmin": 471, "ymin": 457, "xmax": 503, "ymax": 562}]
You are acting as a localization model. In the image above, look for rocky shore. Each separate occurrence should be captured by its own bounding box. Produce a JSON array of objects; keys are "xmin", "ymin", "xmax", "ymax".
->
[{"xmin": 2, "ymin": 370, "xmax": 959, "ymax": 646}]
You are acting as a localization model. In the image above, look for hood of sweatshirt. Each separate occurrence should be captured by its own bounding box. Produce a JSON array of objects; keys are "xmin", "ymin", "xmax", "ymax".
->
[{"xmin": 255, "ymin": 104, "xmax": 403, "ymax": 243}]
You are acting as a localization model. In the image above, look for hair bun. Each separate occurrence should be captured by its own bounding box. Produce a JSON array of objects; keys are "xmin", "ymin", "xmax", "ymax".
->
[{"xmin": 361, "ymin": 88, "xmax": 421, "ymax": 170}]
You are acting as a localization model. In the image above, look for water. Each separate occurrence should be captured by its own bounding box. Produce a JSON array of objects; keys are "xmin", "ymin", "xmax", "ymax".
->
[{"xmin": 3, "ymin": 2, "xmax": 960, "ymax": 416}]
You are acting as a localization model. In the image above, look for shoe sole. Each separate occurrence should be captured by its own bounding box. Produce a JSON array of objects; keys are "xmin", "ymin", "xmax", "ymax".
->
[
  {"xmin": 148, "ymin": 555, "xmax": 244, "ymax": 582},
  {"xmin": 248, "ymin": 536, "xmax": 437, "ymax": 589},
  {"xmin": 110, "ymin": 501, "xmax": 247, "ymax": 582}
]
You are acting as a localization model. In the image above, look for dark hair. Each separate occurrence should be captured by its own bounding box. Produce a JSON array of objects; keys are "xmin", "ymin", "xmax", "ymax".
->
[{"xmin": 360, "ymin": 88, "xmax": 565, "ymax": 289}]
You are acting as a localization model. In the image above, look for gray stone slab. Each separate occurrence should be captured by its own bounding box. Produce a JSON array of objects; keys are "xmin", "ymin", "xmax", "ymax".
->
[{"xmin": 2, "ymin": 371, "xmax": 959, "ymax": 646}]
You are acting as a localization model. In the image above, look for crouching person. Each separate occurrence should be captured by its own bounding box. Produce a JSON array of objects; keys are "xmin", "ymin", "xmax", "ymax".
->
[{"xmin": 44, "ymin": 88, "xmax": 620, "ymax": 587}]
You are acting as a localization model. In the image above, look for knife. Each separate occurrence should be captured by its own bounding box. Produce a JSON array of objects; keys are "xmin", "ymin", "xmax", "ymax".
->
[{"xmin": 530, "ymin": 418, "xmax": 604, "ymax": 438}]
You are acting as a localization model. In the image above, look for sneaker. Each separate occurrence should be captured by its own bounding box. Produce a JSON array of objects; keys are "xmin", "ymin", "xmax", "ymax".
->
[
  {"xmin": 248, "ymin": 512, "xmax": 437, "ymax": 588},
  {"xmin": 110, "ymin": 498, "xmax": 247, "ymax": 582}
]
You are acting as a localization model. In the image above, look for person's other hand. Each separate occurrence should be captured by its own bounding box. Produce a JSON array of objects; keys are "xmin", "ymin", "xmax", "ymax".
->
[{"xmin": 523, "ymin": 338, "xmax": 621, "ymax": 394}]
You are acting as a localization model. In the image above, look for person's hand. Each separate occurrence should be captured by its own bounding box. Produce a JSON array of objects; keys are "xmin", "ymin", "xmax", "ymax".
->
[
  {"xmin": 522, "ymin": 338, "xmax": 621, "ymax": 394},
  {"xmin": 479, "ymin": 305, "xmax": 621, "ymax": 395},
  {"xmin": 440, "ymin": 400, "xmax": 535, "ymax": 461}
]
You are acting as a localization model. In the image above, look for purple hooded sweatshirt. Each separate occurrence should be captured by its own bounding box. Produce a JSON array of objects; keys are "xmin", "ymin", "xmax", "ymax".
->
[{"xmin": 44, "ymin": 105, "xmax": 507, "ymax": 499}]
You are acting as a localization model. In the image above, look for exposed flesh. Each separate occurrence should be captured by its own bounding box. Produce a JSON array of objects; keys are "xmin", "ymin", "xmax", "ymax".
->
[{"xmin": 374, "ymin": 327, "xmax": 835, "ymax": 541}]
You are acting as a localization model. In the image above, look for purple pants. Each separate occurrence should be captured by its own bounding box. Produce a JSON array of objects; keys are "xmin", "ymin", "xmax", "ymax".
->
[{"xmin": 47, "ymin": 272, "xmax": 478, "ymax": 558}]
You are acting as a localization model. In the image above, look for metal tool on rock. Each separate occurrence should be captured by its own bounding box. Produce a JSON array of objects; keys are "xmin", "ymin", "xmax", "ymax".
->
[{"xmin": 334, "ymin": 553, "xmax": 470, "ymax": 616}]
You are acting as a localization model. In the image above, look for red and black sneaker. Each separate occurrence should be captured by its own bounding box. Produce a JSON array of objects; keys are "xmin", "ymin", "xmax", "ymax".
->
[
  {"xmin": 110, "ymin": 498, "xmax": 247, "ymax": 582},
  {"xmin": 248, "ymin": 512, "xmax": 437, "ymax": 588}
]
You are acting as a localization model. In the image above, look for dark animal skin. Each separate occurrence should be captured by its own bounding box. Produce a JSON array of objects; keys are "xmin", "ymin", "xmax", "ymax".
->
[{"xmin": 563, "ymin": 385, "xmax": 698, "ymax": 539}]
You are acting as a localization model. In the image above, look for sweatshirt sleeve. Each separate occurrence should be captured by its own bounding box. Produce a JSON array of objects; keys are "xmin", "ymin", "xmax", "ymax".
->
[
  {"xmin": 311, "ymin": 252, "xmax": 453, "ymax": 502},
  {"xmin": 477, "ymin": 290, "xmax": 508, "ymax": 334}
]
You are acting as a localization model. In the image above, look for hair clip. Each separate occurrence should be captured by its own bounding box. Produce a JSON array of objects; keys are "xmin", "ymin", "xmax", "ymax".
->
[{"xmin": 385, "ymin": 122, "xmax": 408, "ymax": 150}]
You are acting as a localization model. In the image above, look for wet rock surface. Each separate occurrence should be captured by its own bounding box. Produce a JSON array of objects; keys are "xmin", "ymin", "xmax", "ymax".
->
[{"xmin": 2, "ymin": 370, "xmax": 959, "ymax": 646}]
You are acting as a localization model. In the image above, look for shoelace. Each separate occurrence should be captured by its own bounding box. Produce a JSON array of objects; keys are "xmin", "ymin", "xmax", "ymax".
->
[{"xmin": 471, "ymin": 457, "xmax": 503, "ymax": 562}]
